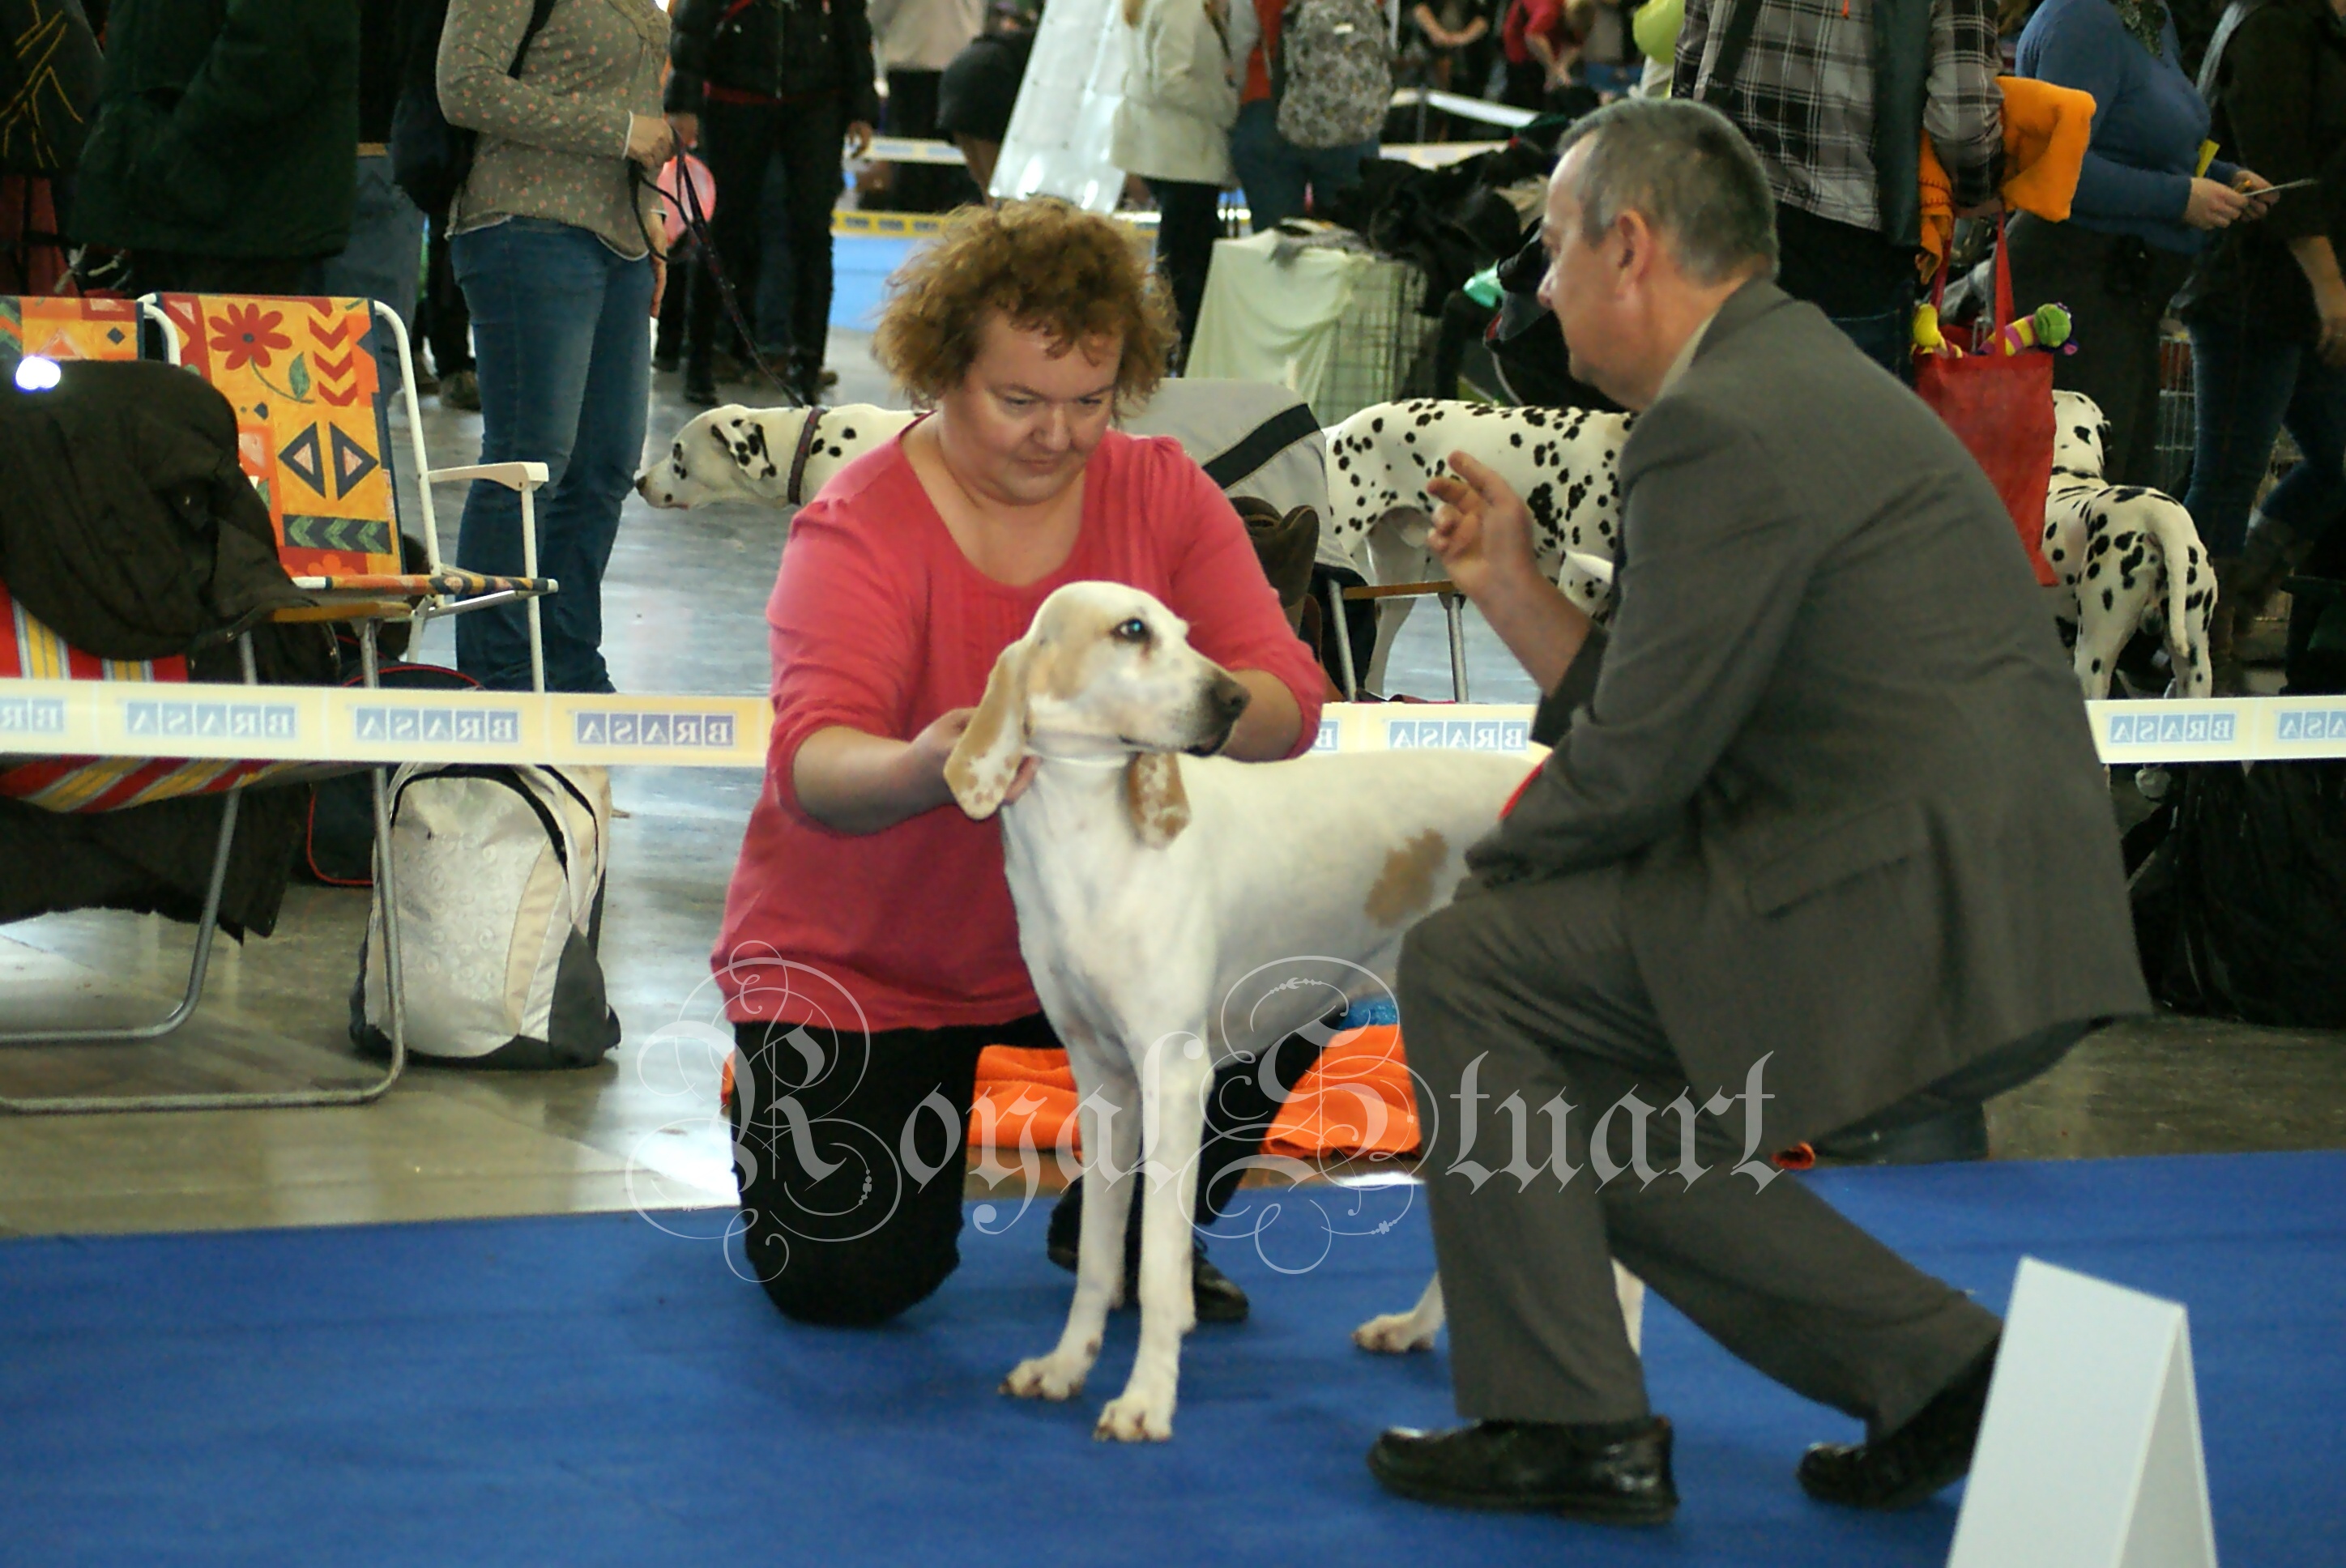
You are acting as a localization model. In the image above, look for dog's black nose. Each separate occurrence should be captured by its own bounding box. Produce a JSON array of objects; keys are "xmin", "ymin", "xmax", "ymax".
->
[{"xmin": 1210, "ymin": 674, "xmax": 1251, "ymax": 722}]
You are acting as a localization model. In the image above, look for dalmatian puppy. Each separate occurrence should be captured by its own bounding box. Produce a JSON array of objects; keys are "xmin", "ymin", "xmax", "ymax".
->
[
  {"xmin": 634, "ymin": 403, "xmax": 914, "ymax": 510},
  {"xmin": 1320, "ymin": 399, "xmax": 1632, "ymax": 691},
  {"xmin": 2045, "ymin": 389, "xmax": 2216, "ymax": 699}
]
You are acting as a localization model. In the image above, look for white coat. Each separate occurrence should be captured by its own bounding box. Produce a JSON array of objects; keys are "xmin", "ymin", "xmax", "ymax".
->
[
  {"xmin": 868, "ymin": 0, "xmax": 985, "ymax": 74},
  {"xmin": 1110, "ymin": 0, "xmax": 1240, "ymax": 185}
]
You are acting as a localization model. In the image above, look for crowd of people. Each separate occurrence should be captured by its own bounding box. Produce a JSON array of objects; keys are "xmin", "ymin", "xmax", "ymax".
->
[{"xmin": 12, "ymin": 0, "xmax": 2336, "ymax": 696}]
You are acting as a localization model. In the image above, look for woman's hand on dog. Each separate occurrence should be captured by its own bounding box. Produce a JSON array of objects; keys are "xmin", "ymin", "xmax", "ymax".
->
[{"xmin": 797, "ymin": 712, "xmax": 1036, "ymax": 833}]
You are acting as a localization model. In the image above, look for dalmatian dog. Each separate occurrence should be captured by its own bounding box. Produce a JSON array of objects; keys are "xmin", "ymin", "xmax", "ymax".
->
[
  {"xmin": 634, "ymin": 403, "xmax": 914, "ymax": 510},
  {"xmin": 2045, "ymin": 390, "xmax": 2216, "ymax": 699},
  {"xmin": 1320, "ymin": 399, "xmax": 1632, "ymax": 692}
]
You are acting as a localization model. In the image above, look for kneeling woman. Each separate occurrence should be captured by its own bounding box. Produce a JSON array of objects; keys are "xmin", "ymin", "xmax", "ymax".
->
[{"xmin": 712, "ymin": 199, "xmax": 1328, "ymax": 1327}]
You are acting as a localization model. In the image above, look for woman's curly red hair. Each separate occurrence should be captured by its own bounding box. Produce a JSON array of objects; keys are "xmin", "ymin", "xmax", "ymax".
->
[{"xmin": 872, "ymin": 198, "xmax": 1177, "ymax": 408}]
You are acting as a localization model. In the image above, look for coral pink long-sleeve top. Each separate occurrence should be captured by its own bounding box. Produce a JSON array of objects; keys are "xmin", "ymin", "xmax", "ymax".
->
[{"xmin": 712, "ymin": 426, "xmax": 1327, "ymax": 1033}]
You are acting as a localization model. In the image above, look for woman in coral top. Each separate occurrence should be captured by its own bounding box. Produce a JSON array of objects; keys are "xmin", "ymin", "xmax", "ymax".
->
[{"xmin": 712, "ymin": 199, "xmax": 1328, "ymax": 1329}]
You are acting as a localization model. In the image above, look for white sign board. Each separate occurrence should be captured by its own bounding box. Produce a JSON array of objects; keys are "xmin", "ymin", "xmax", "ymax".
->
[
  {"xmin": 989, "ymin": 0, "xmax": 1132, "ymax": 211},
  {"xmin": 1949, "ymin": 1257, "xmax": 2218, "ymax": 1568}
]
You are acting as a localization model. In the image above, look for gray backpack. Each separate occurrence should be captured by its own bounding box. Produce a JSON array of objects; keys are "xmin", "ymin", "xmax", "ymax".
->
[{"xmin": 1276, "ymin": 0, "xmax": 1392, "ymax": 151}]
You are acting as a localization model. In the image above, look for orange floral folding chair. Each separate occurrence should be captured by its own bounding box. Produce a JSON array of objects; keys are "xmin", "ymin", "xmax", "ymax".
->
[{"xmin": 0, "ymin": 293, "xmax": 556, "ymax": 1115}]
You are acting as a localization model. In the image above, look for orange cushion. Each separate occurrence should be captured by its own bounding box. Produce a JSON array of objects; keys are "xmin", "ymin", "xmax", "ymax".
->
[{"xmin": 966, "ymin": 1026, "xmax": 1422, "ymax": 1161}]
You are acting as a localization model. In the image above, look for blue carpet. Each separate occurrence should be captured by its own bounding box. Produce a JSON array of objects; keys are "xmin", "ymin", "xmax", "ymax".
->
[
  {"xmin": 830, "ymin": 236, "xmax": 915, "ymax": 332},
  {"xmin": 2, "ymin": 1152, "xmax": 2339, "ymax": 1566}
]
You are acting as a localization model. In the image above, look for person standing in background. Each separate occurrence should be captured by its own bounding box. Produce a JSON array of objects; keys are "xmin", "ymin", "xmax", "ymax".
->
[
  {"xmin": 2011, "ymin": 0, "xmax": 2272, "ymax": 491},
  {"xmin": 72, "ymin": 0, "xmax": 358, "ymax": 295},
  {"xmin": 936, "ymin": 0, "xmax": 1041, "ymax": 196},
  {"xmin": 1676, "ymin": 0, "xmax": 2003, "ymax": 377},
  {"xmin": 871, "ymin": 0, "xmax": 985, "ymax": 210},
  {"xmin": 667, "ymin": 0, "xmax": 879, "ymax": 408},
  {"xmin": 1226, "ymin": 0, "xmax": 1382, "ymax": 230},
  {"xmin": 1112, "ymin": 0, "xmax": 1239, "ymax": 366},
  {"xmin": 1401, "ymin": 0, "xmax": 1499, "ymax": 131},
  {"xmin": 438, "ymin": 0, "xmax": 674, "ymax": 693},
  {"xmin": 326, "ymin": 0, "xmax": 428, "ymax": 390},
  {"xmin": 2178, "ymin": 0, "xmax": 2346, "ymax": 684}
]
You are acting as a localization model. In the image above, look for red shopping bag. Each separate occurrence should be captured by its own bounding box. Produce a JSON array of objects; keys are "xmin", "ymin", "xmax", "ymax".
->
[{"xmin": 1913, "ymin": 219, "xmax": 2057, "ymax": 586}]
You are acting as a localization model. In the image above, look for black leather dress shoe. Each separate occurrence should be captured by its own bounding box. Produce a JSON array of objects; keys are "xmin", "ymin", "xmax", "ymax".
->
[
  {"xmin": 1368, "ymin": 1418, "xmax": 1678, "ymax": 1523},
  {"xmin": 1798, "ymin": 1338, "xmax": 1999, "ymax": 1509}
]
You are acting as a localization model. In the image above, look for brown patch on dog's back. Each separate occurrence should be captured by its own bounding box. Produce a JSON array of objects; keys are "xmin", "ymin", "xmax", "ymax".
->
[{"xmin": 1365, "ymin": 830, "xmax": 1448, "ymax": 925}]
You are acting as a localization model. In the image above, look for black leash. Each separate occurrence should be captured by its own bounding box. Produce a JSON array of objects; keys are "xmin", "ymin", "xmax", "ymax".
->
[{"xmin": 633, "ymin": 157, "xmax": 797, "ymax": 402}]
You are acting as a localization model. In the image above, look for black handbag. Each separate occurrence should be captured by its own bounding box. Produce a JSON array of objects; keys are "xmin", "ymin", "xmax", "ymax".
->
[{"xmin": 390, "ymin": 0, "xmax": 559, "ymax": 216}]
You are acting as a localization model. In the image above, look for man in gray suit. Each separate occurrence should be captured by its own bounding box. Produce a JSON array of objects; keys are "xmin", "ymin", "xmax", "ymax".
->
[{"xmin": 1367, "ymin": 98, "xmax": 2150, "ymax": 1525}]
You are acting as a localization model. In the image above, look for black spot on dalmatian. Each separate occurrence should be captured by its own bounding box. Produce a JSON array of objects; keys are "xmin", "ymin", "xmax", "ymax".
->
[
  {"xmin": 1372, "ymin": 417, "xmax": 1384, "ymax": 432},
  {"xmin": 842, "ymin": 428, "xmax": 858, "ymax": 441},
  {"xmin": 2107, "ymin": 487, "xmax": 2149, "ymax": 503},
  {"xmin": 828, "ymin": 445, "xmax": 844, "ymax": 458},
  {"xmin": 2102, "ymin": 588, "xmax": 2115, "ymax": 611},
  {"xmin": 1337, "ymin": 455, "xmax": 1350, "ymax": 470},
  {"xmin": 1510, "ymin": 432, "xmax": 1524, "ymax": 447}
]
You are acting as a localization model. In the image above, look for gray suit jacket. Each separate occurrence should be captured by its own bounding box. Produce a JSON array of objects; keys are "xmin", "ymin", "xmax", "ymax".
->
[{"xmin": 1472, "ymin": 279, "xmax": 2150, "ymax": 1141}]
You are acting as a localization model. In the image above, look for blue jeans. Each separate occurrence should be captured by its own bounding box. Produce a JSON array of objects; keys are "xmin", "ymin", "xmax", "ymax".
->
[
  {"xmin": 1230, "ymin": 99, "xmax": 1378, "ymax": 232},
  {"xmin": 2182, "ymin": 313, "xmax": 2346, "ymax": 560},
  {"xmin": 321, "ymin": 156, "xmax": 425, "ymax": 388},
  {"xmin": 450, "ymin": 218, "xmax": 655, "ymax": 692}
]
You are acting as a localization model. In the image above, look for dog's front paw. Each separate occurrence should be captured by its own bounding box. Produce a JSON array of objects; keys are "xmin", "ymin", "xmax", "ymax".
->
[
  {"xmin": 1000, "ymin": 1353, "xmax": 1088, "ymax": 1402},
  {"xmin": 1094, "ymin": 1392, "xmax": 1174, "ymax": 1442},
  {"xmin": 1353, "ymin": 1310, "xmax": 1440, "ymax": 1353}
]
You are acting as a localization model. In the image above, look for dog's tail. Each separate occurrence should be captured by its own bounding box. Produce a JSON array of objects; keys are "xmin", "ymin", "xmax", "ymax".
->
[{"xmin": 2148, "ymin": 493, "xmax": 2212, "ymax": 697}]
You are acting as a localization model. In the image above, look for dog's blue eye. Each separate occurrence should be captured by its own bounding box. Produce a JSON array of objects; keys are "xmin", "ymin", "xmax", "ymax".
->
[{"xmin": 1113, "ymin": 618, "xmax": 1150, "ymax": 643}]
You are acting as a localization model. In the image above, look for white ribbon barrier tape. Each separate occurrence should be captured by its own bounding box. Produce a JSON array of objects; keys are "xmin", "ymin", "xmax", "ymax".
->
[
  {"xmin": 0, "ymin": 680, "xmax": 772, "ymax": 770},
  {"xmin": 8, "ymin": 687, "xmax": 2344, "ymax": 769},
  {"xmin": 1311, "ymin": 699, "xmax": 2346, "ymax": 765}
]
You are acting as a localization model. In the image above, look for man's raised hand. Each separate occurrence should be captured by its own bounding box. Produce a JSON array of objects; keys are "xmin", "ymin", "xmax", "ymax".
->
[{"xmin": 1426, "ymin": 450, "xmax": 1542, "ymax": 604}]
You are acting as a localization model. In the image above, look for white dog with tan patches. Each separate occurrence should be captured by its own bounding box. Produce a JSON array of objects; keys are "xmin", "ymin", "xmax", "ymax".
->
[{"xmin": 945, "ymin": 579, "xmax": 1641, "ymax": 1442}]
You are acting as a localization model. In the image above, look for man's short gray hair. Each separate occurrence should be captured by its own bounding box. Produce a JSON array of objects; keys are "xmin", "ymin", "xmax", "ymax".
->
[{"xmin": 1554, "ymin": 98, "xmax": 1779, "ymax": 286}]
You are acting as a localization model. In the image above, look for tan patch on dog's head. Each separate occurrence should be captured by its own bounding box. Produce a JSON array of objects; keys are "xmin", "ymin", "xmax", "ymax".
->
[
  {"xmin": 1365, "ymin": 830, "xmax": 1448, "ymax": 925},
  {"xmin": 1122, "ymin": 753, "xmax": 1190, "ymax": 847},
  {"xmin": 1041, "ymin": 603, "xmax": 1112, "ymax": 701}
]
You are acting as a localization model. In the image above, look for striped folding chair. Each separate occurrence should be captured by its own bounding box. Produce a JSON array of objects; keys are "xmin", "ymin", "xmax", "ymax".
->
[{"xmin": 0, "ymin": 294, "xmax": 556, "ymax": 1115}]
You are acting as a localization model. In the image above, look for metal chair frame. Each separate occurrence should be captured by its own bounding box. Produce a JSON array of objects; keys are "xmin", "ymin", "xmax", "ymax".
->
[{"xmin": 0, "ymin": 298, "xmax": 552, "ymax": 1114}]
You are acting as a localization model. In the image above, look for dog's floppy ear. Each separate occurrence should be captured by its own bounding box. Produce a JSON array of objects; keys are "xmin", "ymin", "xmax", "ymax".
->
[
  {"xmin": 945, "ymin": 639, "xmax": 1036, "ymax": 818},
  {"xmin": 1121, "ymin": 753, "xmax": 1190, "ymax": 848}
]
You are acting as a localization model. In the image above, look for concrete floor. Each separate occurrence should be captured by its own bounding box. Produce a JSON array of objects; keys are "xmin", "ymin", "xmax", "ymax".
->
[{"xmin": 2, "ymin": 332, "xmax": 2339, "ymax": 1241}]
